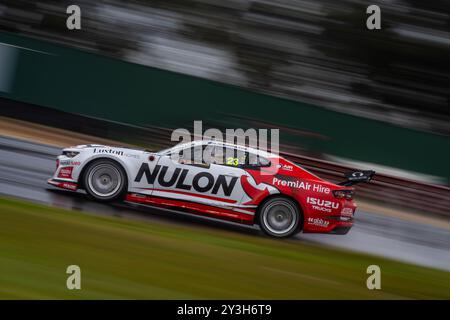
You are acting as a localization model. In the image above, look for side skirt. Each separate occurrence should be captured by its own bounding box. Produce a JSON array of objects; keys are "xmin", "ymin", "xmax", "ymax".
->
[
  {"xmin": 125, "ymin": 193, "xmax": 255, "ymax": 224},
  {"xmin": 47, "ymin": 179, "xmax": 78, "ymax": 191}
]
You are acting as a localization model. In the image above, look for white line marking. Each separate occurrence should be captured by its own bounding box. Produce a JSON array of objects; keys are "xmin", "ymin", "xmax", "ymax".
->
[{"xmin": 0, "ymin": 42, "xmax": 57, "ymax": 56}]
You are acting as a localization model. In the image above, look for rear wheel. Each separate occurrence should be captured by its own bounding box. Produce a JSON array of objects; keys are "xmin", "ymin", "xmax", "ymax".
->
[
  {"xmin": 83, "ymin": 159, "xmax": 127, "ymax": 202},
  {"xmin": 258, "ymin": 197, "xmax": 302, "ymax": 238}
]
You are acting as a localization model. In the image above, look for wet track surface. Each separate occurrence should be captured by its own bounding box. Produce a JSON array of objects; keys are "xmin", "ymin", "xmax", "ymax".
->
[{"xmin": 1, "ymin": 135, "xmax": 450, "ymax": 271}]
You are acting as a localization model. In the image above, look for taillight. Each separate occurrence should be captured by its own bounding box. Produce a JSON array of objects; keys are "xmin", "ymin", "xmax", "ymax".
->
[{"xmin": 333, "ymin": 189, "xmax": 354, "ymax": 200}]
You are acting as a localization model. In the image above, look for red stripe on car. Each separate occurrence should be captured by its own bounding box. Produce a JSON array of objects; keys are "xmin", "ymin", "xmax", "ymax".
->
[{"xmin": 138, "ymin": 188, "xmax": 238, "ymax": 204}]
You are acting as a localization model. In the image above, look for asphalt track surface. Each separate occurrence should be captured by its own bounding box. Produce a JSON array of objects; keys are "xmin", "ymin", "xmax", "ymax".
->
[{"xmin": 1, "ymin": 135, "xmax": 450, "ymax": 272}]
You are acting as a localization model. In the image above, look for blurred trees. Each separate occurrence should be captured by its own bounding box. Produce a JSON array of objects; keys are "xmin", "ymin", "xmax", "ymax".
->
[{"xmin": 0, "ymin": 0, "xmax": 448, "ymax": 134}]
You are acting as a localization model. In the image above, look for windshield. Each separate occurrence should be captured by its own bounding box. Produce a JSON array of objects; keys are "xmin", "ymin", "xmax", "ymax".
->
[
  {"xmin": 157, "ymin": 142, "xmax": 190, "ymax": 155},
  {"xmin": 157, "ymin": 146, "xmax": 174, "ymax": 155}
]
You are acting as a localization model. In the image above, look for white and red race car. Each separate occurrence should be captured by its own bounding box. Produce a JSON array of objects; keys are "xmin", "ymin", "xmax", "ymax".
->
[{"xmin": 48, "ymin": 140, "xmax": 374, "ymax": 238}]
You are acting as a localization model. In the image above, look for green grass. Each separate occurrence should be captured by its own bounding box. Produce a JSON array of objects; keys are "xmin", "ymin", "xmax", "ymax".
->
[{"xmin": 1, "ymin": 197, "xmax": 449, "ymax": 299}]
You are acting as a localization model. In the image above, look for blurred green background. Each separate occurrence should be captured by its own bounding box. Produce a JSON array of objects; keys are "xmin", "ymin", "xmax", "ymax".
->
[{"xmin": 1, "ymin": 197, "xmax": 450, "ymax": 299}]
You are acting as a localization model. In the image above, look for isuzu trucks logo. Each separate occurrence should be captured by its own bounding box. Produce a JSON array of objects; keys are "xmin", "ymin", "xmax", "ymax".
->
[
  {"xmin": 134, "ymin": 163, "xmax": 238, "ymax": 196},
  {"xmin": 307, "ymin": 197, "xmax": 339, "ymax": 213}
]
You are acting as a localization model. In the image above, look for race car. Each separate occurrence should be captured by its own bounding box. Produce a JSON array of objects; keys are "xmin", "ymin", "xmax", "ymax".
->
[{"xmin": 47, "ymin": 140, "xmax": 374, "ymax": 238}]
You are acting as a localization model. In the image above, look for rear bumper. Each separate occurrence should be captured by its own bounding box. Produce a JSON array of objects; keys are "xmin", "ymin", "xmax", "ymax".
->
[
  {"xmin": 302, "ymin": 195, "xmax": 356, "ymax": 234},
  {"xmin": 47, "ymin": 178, "xmax": 78, "ymax": 191},
  {"xmin": 303, "ymin": 217, "xmax": 354, "ymax": 234},
  {"xmin": 329, "ymin": 225, "xmax": 352, "ymax": 235}
]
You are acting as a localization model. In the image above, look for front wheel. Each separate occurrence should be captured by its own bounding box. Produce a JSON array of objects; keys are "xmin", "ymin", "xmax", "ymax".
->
[
  {"xmin": 258, "ymin": 197, "xmax": 302, "ymax": 238},
  {"xmin": 83, "ymin": 159, "xmax": 127, "ymax": 202}
]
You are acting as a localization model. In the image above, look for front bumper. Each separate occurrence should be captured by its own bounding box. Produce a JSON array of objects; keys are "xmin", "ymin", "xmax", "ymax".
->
[{"xmin": 47, "ymin": 179, "xmax": 78, "ymax": 191}]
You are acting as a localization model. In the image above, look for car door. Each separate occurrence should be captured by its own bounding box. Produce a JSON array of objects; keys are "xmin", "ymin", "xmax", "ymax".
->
[
  {"xmin": 206, "ymin": 145, "xmax": 247, "ymax": 206},
  {"xmin": 151, "ymin": 144, "xmax": 245, "ymax": 207},
  {"xmin": 128, "ymin": 153, "xmax": 162, "ymax": 195}
]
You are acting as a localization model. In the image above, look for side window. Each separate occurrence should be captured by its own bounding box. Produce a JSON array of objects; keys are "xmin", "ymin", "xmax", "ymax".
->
[
  {"xmin": 206, "ymin": 147, "xmax": 270, "ymax": 168},
  {"xmin": 244, "ymin": 151, "xmax": 271, "ymax": 168},
  {"xmin": 201, "ymin": 146, "xmax": 244, "ymax": 166},
  {"xmin": 202, "ymin": 145, "xmax": 222, "ymax": 165},
  {"xmin": 258, "ymin": 155, "xmax": 270, "ymax": 167},
  {"xmin": 174, "ymin": 146, "xmax": 204, "ymax": 164},
  {"xmin": 224, "ymin": 147, "xmax": 246, "ymax": 167},
  {"xmin": 172, "ymin": 145, "xmax": 271, "ymax": 168}
]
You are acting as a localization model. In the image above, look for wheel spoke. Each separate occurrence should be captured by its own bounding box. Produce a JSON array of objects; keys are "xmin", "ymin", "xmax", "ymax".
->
[
  {"xmin": 87, "ymin": 163, "xmax": 122, "ymax": 198},
  {"xmin": 262, "ymin": 200, "xmax": 298, "ymax": 236}
]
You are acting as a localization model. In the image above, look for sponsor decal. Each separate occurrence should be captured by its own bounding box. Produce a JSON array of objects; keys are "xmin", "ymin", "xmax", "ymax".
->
[
  {"xmin": 307, "ymin": 197, "xmax": 339, "ymax": 213},
  {"xmin": 58, "ymin": 167, "xmax": 74, "ymax": 179},
  {"xmin": 62, "ymin": 182, "xmax": 77, "ymax": 190},
  {"xmin": 341, "ymin": 207, "xmax": 354, "ymax": 216},
  {"xmin": 307, "ymin": 217, "xmax": 329, "ymax": 228},
  {"xmin": 92, "ymin": 148, "xmax": 139, "ymax": 159},
  {"xmin": 48, "ymin": 179, "xmax": 77, "ymax": 190},
  {"xmin": 93, "ymin": 148, "xmax": 124, "ymax": 156},
  {"xmin": 272, "ymin": 177, "xmax": 330, "ymax": 194},
  {"xmin": 124, "ymin": 153, "xmax": 140, "ymax": 159},
  {"xmin": 352, "ymin": 172, "xmax": 365, "ymax": 178},
  {"xmin": 241, "ymin": 175, "xmax": 269, "ymax": 205},
  {"xmin": 134, "ymin": 163, "xmax": 238, "ymax": 196},
  {"xmin": 60, "ymin": 160, "xmax": 81, "ymax": 166},
  {"xmin": 276, "ymin": 164, "xmax": 293, "ymax": 171}
]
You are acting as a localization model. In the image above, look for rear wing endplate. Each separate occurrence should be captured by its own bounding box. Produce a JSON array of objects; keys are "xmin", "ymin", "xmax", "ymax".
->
[{"xmin": 338, "ymin": 170, "xmax": 375, "ymax": 186}]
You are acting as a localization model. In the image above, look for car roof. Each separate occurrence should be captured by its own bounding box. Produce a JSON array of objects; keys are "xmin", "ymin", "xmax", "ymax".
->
[{"xmin": 161, "ymin": 140, "xmax": 280, "ymax": 159}]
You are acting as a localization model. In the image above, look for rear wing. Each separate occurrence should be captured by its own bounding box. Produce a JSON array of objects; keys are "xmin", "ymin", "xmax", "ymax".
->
[{"xmin": 338, "ymin": 170, "xmax": 375, "ymax": 186}]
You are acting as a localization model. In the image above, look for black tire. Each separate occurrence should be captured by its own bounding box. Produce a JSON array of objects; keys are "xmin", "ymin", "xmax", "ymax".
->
[
  {"xmin": 258, "ymin": 197, "xmax": 302, "ymax": 238},
  {"xmin": 83, "ymin": 159, "xmax": 127, "ymax": 202}
]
